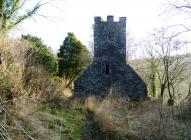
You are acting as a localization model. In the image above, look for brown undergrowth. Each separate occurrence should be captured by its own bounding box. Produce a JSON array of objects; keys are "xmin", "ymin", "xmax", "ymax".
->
[
  {"xmin": 0, "ymin": 36, "xmax": 74, "ymax": 139},
  {"xmin": 85, "ymin": 94, "xmax": 191, "ymax": 140}
]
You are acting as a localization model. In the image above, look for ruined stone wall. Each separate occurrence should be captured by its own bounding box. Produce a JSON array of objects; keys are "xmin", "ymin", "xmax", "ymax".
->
[{"xmin": 74, "ymin": 16, "xmax": 147, "ymax": 100}]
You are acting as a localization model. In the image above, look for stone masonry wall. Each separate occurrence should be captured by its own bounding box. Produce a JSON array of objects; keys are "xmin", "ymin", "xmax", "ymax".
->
[{"xmin": 74, "ymin": 16, "xmax": 147, "ymax": 100}]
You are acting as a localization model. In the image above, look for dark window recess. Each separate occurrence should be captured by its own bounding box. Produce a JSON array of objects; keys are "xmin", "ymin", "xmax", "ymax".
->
[
  {"xmin": 0, "ymin": 53, "xmax": 1, "ymax": 65},
  {"xmin": 106, "ymin": 65, "xmax": 110, "ymax": 74}
]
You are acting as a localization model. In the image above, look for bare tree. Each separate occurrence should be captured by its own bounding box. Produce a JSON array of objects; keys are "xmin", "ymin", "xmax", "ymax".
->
[
  {"xmin": 162, "ymin": 0, "xmax": 191, "ymax": 104},
  {"xmin": 168, "ymin": 0, "xmax": 191, "ymax": 15},
  {"xmin": 164, "ymin": 0, "xmax": 191, "ymax": 36},
  {"xmin": 143, "ymin": 41, "xmax": 160, "ymax": 98},
  {"xmin": 145, "ymin": 29, "xmax": 189, "ymax": 106}
]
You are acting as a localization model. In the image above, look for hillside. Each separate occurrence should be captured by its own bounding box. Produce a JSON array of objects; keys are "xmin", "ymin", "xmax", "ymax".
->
[{"xmin": 0, "ymin": 36, "xmax": 191, "ymax": 140}]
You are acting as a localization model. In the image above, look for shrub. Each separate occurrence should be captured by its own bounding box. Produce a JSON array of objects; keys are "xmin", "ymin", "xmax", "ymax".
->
[
  {"xmin": 0, "ymin": 35, "xmax": 65, "ymax": 100},
  {"xmin": 22, "ymin": 34, "xmax": 58, "ymax": 75}
]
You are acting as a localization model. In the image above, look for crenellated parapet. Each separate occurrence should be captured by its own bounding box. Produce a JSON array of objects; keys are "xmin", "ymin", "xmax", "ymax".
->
[
  {"xmin": 94, "ymin": 15, "xmax": 127, "ymax": 62},
  {"xmin": 94, "ymin": 15, "xmax": 126, "ymax": 24}
]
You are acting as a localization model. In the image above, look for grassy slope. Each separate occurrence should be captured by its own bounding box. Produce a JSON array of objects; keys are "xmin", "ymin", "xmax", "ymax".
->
[
  {"xmin": 40, "ymin": 102, "xmax": 86, "ymax": 140},
  {"xmin": 6, "ymin": 98, "xmax": 87, "ymax": 140}
]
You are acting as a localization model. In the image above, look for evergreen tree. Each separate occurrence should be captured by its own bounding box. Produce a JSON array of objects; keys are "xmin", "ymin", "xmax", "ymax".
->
[{"xmin": 57, "ymin": 32, "xmax": 92, "ymax": 87}]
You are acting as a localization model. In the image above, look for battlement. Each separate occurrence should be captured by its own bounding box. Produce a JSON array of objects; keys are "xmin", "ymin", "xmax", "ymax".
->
[
  {"xmin": 94, "ymin": 15, "xmax": 126, "ymax": 23},
  {"xmin": 107, "ymin": 15, "xmax": 114, "ymax": 22},
  {"xmin": 94, "ymin": 15, "xmax": 126, "ymax": 62}
]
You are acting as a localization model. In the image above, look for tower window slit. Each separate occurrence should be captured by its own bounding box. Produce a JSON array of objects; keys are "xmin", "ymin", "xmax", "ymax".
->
[{"xmin": 106, "ymin": 65, "xmax": 110, "ymax": 74}]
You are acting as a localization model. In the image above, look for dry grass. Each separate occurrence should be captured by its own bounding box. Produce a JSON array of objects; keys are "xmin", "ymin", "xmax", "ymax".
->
[
  {"xmin": 3, "ymin": 97, "xmax": 67, "ymax": 140},
  {"xmin": 0, "ymin": 35, "xmax": 69, "ymax": 100},
  {"xmin": 85, "ymin": 94, "xmax": 191, "ymax": 139},
  {"xmin": 0, "ymin": 36, "xmax": 74, "ymax": 139}
]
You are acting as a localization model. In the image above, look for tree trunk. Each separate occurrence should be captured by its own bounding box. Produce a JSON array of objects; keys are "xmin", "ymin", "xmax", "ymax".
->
[{"xmin": 152, "ymin": 71, "xmax": 158, "ymax": 98}]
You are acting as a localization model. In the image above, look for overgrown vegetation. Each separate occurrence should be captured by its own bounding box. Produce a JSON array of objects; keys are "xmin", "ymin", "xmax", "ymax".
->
[
  {"xmin": 0, "ymin": 36, "xmax": 64, "ymax": 100},
  {"xmin": 84, "ymin": 95, "xmax": 191, "ymax": 140},
  {"xmin": 0, "ymin": 36, "xmax": 191, "ymax": 139},
  {"xmin": 0, "ymin": 36, "xmax": 81, "ymax": 139},
  {"xmin": 22, "ymin": 34, "xmax": 58, "ymax": 75}
]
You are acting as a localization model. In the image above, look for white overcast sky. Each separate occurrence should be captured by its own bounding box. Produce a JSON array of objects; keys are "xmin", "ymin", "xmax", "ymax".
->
[{"xmin": 11, "ymin": 0, "xmax": 186, "ymax": 52}]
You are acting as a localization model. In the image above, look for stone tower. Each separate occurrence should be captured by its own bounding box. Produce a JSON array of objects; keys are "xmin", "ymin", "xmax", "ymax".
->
[{"xmin": 74, "ymin": 16, "xmax": 147, "ymax": 100}]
